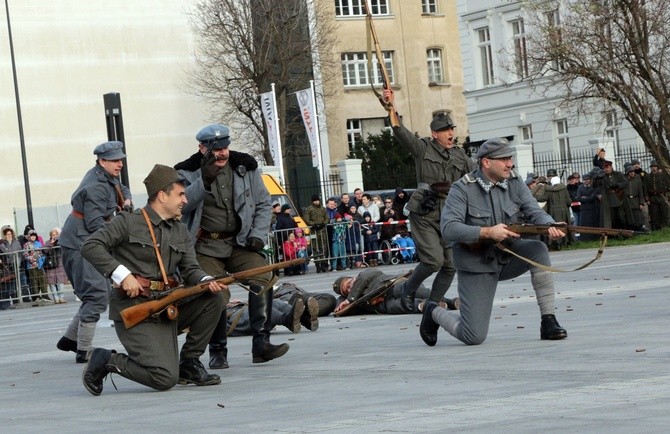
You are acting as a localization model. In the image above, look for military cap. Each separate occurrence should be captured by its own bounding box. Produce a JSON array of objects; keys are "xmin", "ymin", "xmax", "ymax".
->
[
  {"xmin": 143, "ymin": 164, "xmax": 183, "ymax": 197},
  {"xmin": 526, "ymin": 172, "xmax": 538, "ymax": 180},
  {"xmin": 650, "ymin": 160, "xmax": 659, "ymax": 167},
  {"xmin": 602, "ymin": 160, "xmax": 613, "ymax": 167},
  {"xmin": 332, "ymin": 276, "xmax": 349, "ymax": 295},
  {"xmin": 546, "ymin": 168, "xmax": 558, "ymax": 177},
  {"xmin": 196, "ymin": 124, "xmax": 231, "ymax": 149},
  {"xmin": 525, "ymin": 177, "xmax": 535, "ymax": 186},
  {"xmin": 93, "ymin": 141, "xmax": 126, "ymax": 160},
  {"xmin": 476, "ymin": 137, "xmax": 514, "ymax": 159},
  {"xmin": 429, "ymin": 113, "xmax": 455, "ymax": 132}
]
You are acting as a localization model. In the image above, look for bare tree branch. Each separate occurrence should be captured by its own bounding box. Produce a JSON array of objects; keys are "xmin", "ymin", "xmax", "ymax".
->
[
  {"xmin": 185, "ymin": 0, "xmax": 338, "ymax": 166},
  {"xmin": 513, "ymin": 0, "xmax": 670, "ymax": 169}
]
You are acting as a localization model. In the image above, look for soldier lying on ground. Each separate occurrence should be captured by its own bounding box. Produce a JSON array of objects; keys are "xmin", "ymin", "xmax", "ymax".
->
[{"xmin": 333, "ymin": 269, "xmax": 460, "ymax": 315}]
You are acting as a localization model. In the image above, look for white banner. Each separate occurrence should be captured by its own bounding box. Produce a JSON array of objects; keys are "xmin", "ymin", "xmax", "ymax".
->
[
  {"xmin": 260, "ymin": 90, "xmax": 281, "ymax": 166},
  {"xmin": 296, "ymin": 87, "xmax": 319, "ymax": 168}
]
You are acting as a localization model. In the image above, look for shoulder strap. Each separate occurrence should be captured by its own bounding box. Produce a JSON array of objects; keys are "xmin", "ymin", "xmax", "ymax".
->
[{"xmin": 140, "ymin": 208, "xmax": 170, "ymax": 287}]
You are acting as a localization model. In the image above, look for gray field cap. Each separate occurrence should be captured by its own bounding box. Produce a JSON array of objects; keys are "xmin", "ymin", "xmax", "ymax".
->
[
  {"xmin": 94, "ymin": 141, "xmax": 126, "ymax": 160},
  {"xmin": 476, "ymin": 137, "xmax": 514, "ymax": 159},
  {"xmin": 196, "ymin": 124, "xmax": 230, "ymax": 149}
]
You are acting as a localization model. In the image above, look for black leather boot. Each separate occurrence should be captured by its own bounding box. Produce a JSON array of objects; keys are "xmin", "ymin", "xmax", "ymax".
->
[
  {"xmin": 208, "ymin": 306, "xmax": 229, "ymax": 369},
  {"xmin": 208, "ymin": 348, "xmax": 229, "ymax": 370},
  {"xmin": 300, "ymin": 296, "xmax": 319, "ymax": 331},
  {"xmin": 400, "ymin": 281, "xmax": 417, "ymax": 312},
  {"xmin": 540, "ymin": 314, "xmax": 568, "ymax": 340},
  {"xmin": 76, "ymin": 350, "xmax": 89, "ymax": 363},
  {"xmin": 57, "ymin": 336, "xmax": 77, "ymax": 353},
  {"xmin": 250, "ymin": 284, "xmax": 289, "ymax": 363},
  {"xmin": 419, "ymin": 302, "xmax": 439, "ymax": 347},
  {"xmin": 82, "ymin": 348, "xmax": 116, "ymax": 396},
  {"xmin": 178, "ymin": 358, "xmax": 221, "ymax": 386}
]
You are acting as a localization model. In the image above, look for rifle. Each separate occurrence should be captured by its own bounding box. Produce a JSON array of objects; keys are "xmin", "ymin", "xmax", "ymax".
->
[
  {"xmin": 497, "ymin": 224, "xmax": 634, "ymax": 272},
  {"xmin": 363, "ymin": 1, "xmax": 400, "ymax": 127},
  {"xmin": 119, "ymin": 258, "xmax": 305, "ymax": 329},
  {"xmin": 334, "ymin": 270, "xmax": 412, "ymax": 317},
  {"xmin": 506, "ymin": 224, "xmax": 635, "ymax": 238}
]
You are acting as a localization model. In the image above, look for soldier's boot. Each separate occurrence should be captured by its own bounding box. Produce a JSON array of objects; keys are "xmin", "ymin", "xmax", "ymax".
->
[
  {"xmin": 82, "ymin": 348, "xmax": 116, "ymax": 396},
  {"xmin": 279, "ymin": 295, "xmax": 304, "ymax": 333},
  {"xmin": 208, "ymin": 307, "xmax": 229, "ymax": 370},
  {"xmin": 178, "ymin": 358, "xmax": 221, "ymax": 386},
  {"xmin": 400, "ymin": 281, "xmax": 417, "ymax": 312},
  {"xmin": 419, "ymin": 302, "xmax": 439, "ymax": 347},
  {"xmin": 300, "ymin": 296, "xmax": 320, "ymax": 331},
  {"xmin": 540, "ymin": 314, "xmax": 568, "ymax": 340},
  {"xmin": 250, "ymin": 284, "xmax": 289, "ymax": 363},
  {"xmin": 76, "ymin": 321, "xmax": 97, "ymax": 363},
  {"xmin": 57, "ymin": 336, "xmax": 77, "ymax": 353}
]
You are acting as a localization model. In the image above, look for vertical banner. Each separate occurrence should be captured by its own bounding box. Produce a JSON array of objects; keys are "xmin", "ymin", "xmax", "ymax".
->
[
  {"xmin": 260, "ymin": 89, "xmax": 280, "ymax": 165},
  {"xmin": 296, "ymin": 86, "xmax": 320, "ymax": 168}
]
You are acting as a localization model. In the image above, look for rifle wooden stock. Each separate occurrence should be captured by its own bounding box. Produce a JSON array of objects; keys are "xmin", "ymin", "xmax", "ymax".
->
[
  {"xmin": 506, "ymin": 224, "xmax": 635, "ymax": 238},
  {"xmin": 364, "ymin": 1, "xmax": 400, "ymax": 127},
  {"xmin": 119, "ymin": 258, "xmax": 306, "ymax": 329}
]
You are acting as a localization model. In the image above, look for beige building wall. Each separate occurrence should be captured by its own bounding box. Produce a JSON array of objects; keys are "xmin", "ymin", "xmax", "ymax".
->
[
  {"xmin": 321, "ymin": 0, "xmax": 467, "ymax": 166},
  {"xmin": 0, "ymin": 1, "xmax": 214, "ymax": 227}
]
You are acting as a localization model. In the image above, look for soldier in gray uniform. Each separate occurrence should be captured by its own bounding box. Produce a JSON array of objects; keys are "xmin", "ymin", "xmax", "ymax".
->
[
  {"xmin": 419, "ymin": 138, "xmax": 568, "ymax": 347},
  {"xmin": 80, "ymin": 164, "xmax": 226, "ymax": 396},
  {"xmin": 382, "ymin": 88, "xmax": 474, "ymax": 310},
  {"xmin": 175, "ymin": 124, "xmax": 288, "ymax": 370},
  {"xmin": 57, "ymin": 141, "xmax": 132, "ymax": 363},
  {"xmin": 332, "ymin": 269, "xmax": 460, "ymax": 315}
]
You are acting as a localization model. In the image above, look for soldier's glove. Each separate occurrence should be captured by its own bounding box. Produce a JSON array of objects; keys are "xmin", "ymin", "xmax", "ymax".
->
[
  {"xmin": 246, "ymin": 237, "xmax": 265, "ymax": 252},
  {"xmin": 201, "ymin": 154, "xmax": 220, "ymax": 188}
]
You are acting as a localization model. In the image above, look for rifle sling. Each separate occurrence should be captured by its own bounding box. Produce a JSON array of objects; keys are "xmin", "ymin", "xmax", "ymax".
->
[{"xmin": 494, "ymin": 235, "xmax": 608, "ymax": 273}]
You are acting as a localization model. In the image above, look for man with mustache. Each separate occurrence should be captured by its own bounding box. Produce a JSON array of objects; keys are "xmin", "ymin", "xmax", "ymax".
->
[{"xmin": 175, "ymin": 124, "xmax": 288, "ymax": 370}]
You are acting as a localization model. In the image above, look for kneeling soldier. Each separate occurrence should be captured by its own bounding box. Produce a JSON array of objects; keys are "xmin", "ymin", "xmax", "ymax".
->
[{"xmin": 80, "ymin": 164, "xmax": 227, "ymax": 395}]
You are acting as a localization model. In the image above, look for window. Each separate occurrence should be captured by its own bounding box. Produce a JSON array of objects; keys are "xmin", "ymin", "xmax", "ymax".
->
[
  {"xmin": 346, "ymin": 119, "xmax": 362, "ymax": 153},
  {"xmin": 427, "ymin": 48, "xmax": 444, "ymax": 83},
  {"xmin": 545, "ymin": 9, "xmax": 564, "ymax": 71},
  {"xmin": 520, "ymin": 124, "xmax": 533, "ymax": 144},
  {"xmin": 341, "ymin": 51, "xmax": 394, "ymax": 87},
  {"xmin": 604, "ymin": 109, "xmax": 621, "ymax": 153},
  {"xmin": 422, "ymin": 0, "xmax": 437, "ymax": 14},
  {"xmin": 511, "ymin": 19, "xmax": 528, "ymax": 79},
  {"xmin": 335, "ymin": 0, "xmax": 389, "ymax": 17},
  {"xmin": 555, "ymin": 119, "xmax": 571, "ymax": 162},
  {"xmin": 477, "ymin": 27, "xmax": 495, "ymax": 86}
]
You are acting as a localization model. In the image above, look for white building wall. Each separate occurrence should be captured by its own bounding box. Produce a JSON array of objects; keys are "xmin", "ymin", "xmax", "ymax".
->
[{"xmin": 0, "ymin": 0, "xmax": 224, "ymax": 229}]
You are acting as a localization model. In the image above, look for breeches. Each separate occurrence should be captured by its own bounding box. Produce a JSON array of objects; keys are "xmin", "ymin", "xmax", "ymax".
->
[{"xmin": 62, "ymin": 246, "xmax": 109, "ymax": 322}]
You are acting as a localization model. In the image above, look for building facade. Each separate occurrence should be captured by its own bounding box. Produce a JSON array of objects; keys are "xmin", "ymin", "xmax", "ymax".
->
[
  {"xmin": 322, "ymin": 0, "xmax": 468, "ymax": 166},
  {"xmin": 456, "ymin": 0, "xmax": 645, "ymax": 177}
]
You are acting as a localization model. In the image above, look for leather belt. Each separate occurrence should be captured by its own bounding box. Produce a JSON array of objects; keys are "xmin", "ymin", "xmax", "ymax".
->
[
  {"xmin": 199, "ymin": 230, "xmax": 237, "ymax": 240},
  {"xmin": 134, "ymin": 275, "xmax": 178, "ymax": 291}
]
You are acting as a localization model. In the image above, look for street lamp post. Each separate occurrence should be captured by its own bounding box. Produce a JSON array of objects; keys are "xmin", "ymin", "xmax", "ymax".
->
[{"xmin": 4, "ymin": 0, "xmax": 34, "ymax": 227}]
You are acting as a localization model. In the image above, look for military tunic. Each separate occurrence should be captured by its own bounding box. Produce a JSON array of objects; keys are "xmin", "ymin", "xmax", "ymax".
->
[
  {"xmin": 343, "ymin": 269, "xmax": 430, "ymax": 314},
  {"xmin": 391, "ymin": 123, "xmax": 474, "ymax": 302},
  {"xmin": 436, "ymin": 169, "xmax": 559, "ymax": 345},
  {"xmin": 60, "ymin": 164, "xmax": 131, "ymax": 324},
  {"xmin": 81, "ymin": 206, "xmax": 224, "ymax": 390}
]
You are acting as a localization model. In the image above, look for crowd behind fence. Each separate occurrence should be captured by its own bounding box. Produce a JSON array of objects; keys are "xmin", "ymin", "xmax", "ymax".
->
[
  {"xmin": 1, "ymin": 245, "xmax": 70, "ymax": 309},
  {"xmin": 265, "ymin": 219, "xmax": 417, "ymax": 276}
]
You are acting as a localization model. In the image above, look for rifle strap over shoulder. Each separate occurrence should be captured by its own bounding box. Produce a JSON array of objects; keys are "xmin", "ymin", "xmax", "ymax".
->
[
  {"xmin": 495, "ymin": 236, "xmax": 608, "ymax": 272},
  {"xmin": 141, "ymin": 208, "xmax": 171, "ymax": 287}
]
